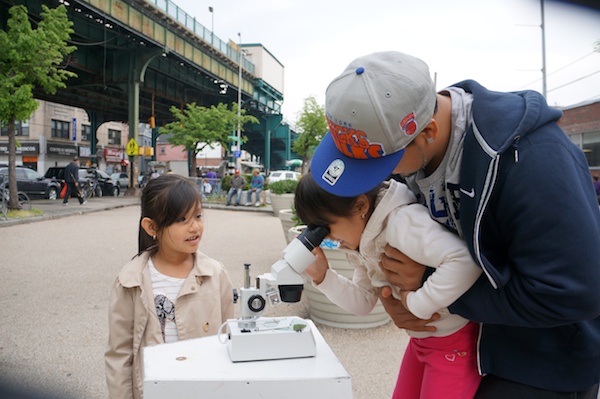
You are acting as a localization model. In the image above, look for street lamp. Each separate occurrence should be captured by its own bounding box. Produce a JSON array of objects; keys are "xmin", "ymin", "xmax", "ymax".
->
[
  {"xmin": 208, "ymin": 7, "xmax": 214, "ymax": 47},
  {"xmin": 236, "ymin": 32, "xmax": 242, "ymax": 171}
]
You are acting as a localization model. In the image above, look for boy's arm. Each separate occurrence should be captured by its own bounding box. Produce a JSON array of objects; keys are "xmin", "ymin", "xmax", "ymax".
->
[{"xmin": 450, "ymin": 139, "xmax": 600, "ymax": 327}]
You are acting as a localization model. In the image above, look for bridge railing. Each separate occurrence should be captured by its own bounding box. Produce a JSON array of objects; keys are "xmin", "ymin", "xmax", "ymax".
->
[{"xmin": 143, "ymin": 0, "xmax": 255, "ymax": 74}]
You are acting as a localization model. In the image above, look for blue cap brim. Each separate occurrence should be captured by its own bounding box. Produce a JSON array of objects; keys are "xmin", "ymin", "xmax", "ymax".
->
[{"xmin": 310, "ymin": 132, "xmax": 405, "ymax": 197}]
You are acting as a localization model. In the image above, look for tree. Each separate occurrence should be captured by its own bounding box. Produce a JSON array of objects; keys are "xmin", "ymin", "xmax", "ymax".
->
[
  {"xmin": 0, "ymin": 4, "xmax": 76, "ymax": 209},
  {"xmin": 159, "ymin": 102, "xmax": 258, "ymax": 176},
  {"xmin": 292, "ymin": 96, "xmax": 328, "ymax": 174}
]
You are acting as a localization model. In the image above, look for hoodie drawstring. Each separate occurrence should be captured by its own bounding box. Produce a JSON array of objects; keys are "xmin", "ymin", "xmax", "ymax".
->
[{"xmin": 513, "ymin": 136, "xmax": 521, "ymax": 163}]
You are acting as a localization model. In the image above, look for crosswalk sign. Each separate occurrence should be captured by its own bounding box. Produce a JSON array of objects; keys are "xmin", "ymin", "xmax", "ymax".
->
[{"xmin": 126, "ymin": 138, "xmax": 139, "ymax": 157}]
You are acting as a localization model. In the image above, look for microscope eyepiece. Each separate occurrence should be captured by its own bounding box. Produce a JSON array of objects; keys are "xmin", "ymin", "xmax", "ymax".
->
[{"xmin": 297, "ymin": 225, "xmax": 329, "ymax": 252}]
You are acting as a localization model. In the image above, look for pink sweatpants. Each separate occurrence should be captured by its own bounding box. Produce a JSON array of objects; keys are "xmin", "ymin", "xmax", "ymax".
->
[{"xmin": 392, "ymin": 322, "xmax": 481, "ymax": 399}]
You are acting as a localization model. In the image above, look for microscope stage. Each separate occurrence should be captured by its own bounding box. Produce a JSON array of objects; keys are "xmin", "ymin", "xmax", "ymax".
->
[{"xmin": 227, "ymin": 317, "xmax": 317, "ymax": 362}]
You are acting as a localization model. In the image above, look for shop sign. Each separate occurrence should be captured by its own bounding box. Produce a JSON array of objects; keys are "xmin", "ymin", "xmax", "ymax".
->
[
  {"xmin": 47, "ymin": 143, "xmax": 77, "ymax": 157},
  {"xmin": 0, "ymin": 143, "xmax": 39, "ymax": 155},
  {"xmin": 104, "ymin": 147, "xmax": 124, "ymax": 162}
]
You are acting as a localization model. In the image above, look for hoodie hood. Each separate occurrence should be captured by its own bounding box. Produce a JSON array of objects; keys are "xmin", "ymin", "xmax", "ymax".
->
[{"xmin": 454, "ymin": 80, "xmax": 563, "ymax": 153}]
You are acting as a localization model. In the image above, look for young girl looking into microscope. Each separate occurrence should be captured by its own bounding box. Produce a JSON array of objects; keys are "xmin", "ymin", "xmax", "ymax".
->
[
  {"xmin": 105, "ymin": 174, "xmax": 234, "ymax": 399},
  {"xmin": 295, "ymin": 173, "xmax": 482, "ymax": 399}
]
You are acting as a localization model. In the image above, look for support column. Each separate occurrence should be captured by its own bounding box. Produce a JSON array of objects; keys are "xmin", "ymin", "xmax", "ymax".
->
[
  {"xmin": 123, "ymin": 49, "xmax": 162, "ymax": 195},
  {"xmin": 87, "ymin": 110, "xmax": 105, "ymax": 167},
  {"xmin": 265, "ymin": 128, "xmax": 271, "ymax": 172},
  {"xmin": 127, "ymin": 76, "xmax": 140, "ymax": 193}
]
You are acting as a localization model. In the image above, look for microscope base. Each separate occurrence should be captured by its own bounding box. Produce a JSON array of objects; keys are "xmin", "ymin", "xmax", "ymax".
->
[{"xmin": 227, "ymin": 317, "xmax": 316, "ymax": 362}]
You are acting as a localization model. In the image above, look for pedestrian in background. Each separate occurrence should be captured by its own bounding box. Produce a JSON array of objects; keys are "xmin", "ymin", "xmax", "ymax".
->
[
  {"xmin": 105, "ymin": 174, "xmax": 234, "ymax": 399},
  {"xmin": 246, "ymin": 168, "xmax": 264, "ymax": 207},
  {"xmin": 206, "ymin": 170, "xmax": 220, "ymax": 195},
  {"xmin": 62, "ymin": 156, "xmax": 86, "ymax": 206},
  {"xmin": 312, "ymin": 51, "xmax": 600, "ymax": 398},
  {"xmin": 226, "ymin": 169, "xmax": 246, "ymax": 206}
]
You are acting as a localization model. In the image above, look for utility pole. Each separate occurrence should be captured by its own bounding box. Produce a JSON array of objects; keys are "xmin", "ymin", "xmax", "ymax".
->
[
  {"xmin": 540, "ymin": 0, "xmax": 547, "ymax": 98},
  {"xmin": 236, "ymin": 32, "xmax": 242, "ymax": 171}
]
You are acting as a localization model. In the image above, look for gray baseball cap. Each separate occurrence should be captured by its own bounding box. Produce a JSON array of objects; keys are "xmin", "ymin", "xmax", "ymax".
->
[{"xmin": 311, "ymin": 51, "xmax": 436, "ymax": 197}]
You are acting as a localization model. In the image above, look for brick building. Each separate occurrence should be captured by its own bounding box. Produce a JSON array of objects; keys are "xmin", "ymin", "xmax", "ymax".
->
[{"xmin": 558, "ymin": 99, "xmax": 600, "ymax": 175}]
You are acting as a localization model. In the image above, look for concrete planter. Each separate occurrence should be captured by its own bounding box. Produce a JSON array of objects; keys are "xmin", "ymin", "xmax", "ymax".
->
[
  {"xmin": 290, "ymin": 226, "xmax": 390, "ymax": 329},
  {"xmin": 279, "ymin": 209, "xmax": 296, "ymax": 244},
  {"xmin": 269, "ymin": 192, "xmax": 294, "ymax": 217}
]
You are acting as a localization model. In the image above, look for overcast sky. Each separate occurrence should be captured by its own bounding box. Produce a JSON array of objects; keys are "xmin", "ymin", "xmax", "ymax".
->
[{"xmin": 172, "ymin": 0, "xmax": 600, "ymax": 124}]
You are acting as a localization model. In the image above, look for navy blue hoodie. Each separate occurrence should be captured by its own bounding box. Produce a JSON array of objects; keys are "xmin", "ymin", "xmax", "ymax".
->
[{"xmin": 446, "ymin": 80, "xmax": 600, "ymax": 391}]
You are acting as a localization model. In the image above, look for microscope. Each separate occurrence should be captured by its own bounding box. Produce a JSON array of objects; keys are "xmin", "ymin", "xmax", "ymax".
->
[{"xmin": 224, "ymin": 225, "xmax": 329, "ymax": 362}]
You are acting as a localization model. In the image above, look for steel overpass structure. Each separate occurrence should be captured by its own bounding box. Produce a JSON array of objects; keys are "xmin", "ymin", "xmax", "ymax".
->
[{"xmin": 0, "ymin": 0, "xmax": 294, "ymax": 171}]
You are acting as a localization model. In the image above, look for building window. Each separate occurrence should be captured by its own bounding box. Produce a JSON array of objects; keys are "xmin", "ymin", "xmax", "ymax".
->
[
  {"xmin": 1, "ymin": 120, "xmax": 30, "ymax": 136},
  {"xmin": 82, "ymin": 125, "xmax": 91, "ymax": 142},
  {"xmin": 581, "ymin": 131, "xmax": 600, "ymax": 169},
  {"xmin": 160, "ymin": 146, "xmax": 165, "ymax": 154},
  {"xmin": 108, "ymin": 129, "xmax": 121, "ymax": 145},
  {"xmin": 51, "ymin": 119, "xmax": 70, "ymax": 139}
]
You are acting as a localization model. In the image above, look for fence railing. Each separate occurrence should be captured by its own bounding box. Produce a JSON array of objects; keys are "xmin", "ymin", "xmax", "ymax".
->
[{"xmin": 142, "ymin": 0, "xmax": 255, "ymax": 74}]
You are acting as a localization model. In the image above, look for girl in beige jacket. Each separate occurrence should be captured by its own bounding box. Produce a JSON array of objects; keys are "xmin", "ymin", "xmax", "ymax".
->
[{"xmin": 105, "ymin": 174, "xmax": 234, "ymax": 399}]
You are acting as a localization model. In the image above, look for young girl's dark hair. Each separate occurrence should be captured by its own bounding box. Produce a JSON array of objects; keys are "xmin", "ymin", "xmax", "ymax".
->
[
  {"xmin": 138, "ymin": 174, "xmax": 203, "ymax": 255},
  {"xmin": 294, "ymin": 172, "xmax": 380, "ymax": 227}
]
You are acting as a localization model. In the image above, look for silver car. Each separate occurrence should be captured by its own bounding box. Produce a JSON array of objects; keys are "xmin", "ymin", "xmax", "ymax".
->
[{"xmin": 110, "ymin": 172, "xmax": 129, "ymax": 189}]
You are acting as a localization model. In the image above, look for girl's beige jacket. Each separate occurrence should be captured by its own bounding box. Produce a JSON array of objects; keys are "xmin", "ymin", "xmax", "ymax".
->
[{"xmin": 105, "ymin": 250, "xmax": 234, "ymax": 399}]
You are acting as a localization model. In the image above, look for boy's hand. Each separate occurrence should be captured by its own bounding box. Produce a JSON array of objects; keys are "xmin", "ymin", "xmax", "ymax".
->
[
  {"xmin": 379, "ymin": 287, "xmax": 438, "ymax": 332},
  {"xmin": 379, "ymin": 244, "xmax": 426, "ymax": 291}
]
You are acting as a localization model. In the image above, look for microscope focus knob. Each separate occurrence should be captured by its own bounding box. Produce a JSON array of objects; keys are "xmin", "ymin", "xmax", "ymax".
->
[
  {"xmin": 232, "ymin": 288, "xmax": 239, "ymax": 303},
  {"xmin": 247, "ymin": 294, "xmax": 266, "ymax": 313}
]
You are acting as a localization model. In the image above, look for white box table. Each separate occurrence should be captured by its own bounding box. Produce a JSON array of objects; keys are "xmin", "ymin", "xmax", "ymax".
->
[{"xmin": 143, "ymin": 320, "xmax": 352, "ymax": 398}]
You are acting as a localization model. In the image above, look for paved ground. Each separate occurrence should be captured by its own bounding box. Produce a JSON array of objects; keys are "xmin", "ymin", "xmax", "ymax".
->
[{"xmin": 0, "ymin": 194, "xmax": 407, "ymax": 399}]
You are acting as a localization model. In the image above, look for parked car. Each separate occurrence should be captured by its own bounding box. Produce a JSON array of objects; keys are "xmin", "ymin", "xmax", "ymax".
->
[
  {"xmin": 266, "ymin": 170, "xmax": 300, "ymax": 184},
  {"xmin": 44, "ymin": 166, "xmax": 78, "ymax": 183},
  {"xmin": 80, "ymin": 168, "xmax": 119, "ymax": 197},
  {"xmin": 110, "ymin": 172, "xmax": 129, "ymax": 189},
  {"xmin": 0, "ymin": 166, "xmax": 62, "ymax": 200}
]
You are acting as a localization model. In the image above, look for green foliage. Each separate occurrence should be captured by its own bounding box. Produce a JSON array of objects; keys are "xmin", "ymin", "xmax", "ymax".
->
[
  {"xmin": 160, "ymin": 102, "xmax": 258, "ymax": 176},
  {"xmin": 290, "ymin": 205, "xmax": 303, "ymax": 226},
  {"xmin": 221, "ymin": 174, "xmax": 231, "ymax": 192},
  {"xmin": 292, "ymin": 96, "xmax": 328, "ymax": 173},
  {"xmin": 0, "ymin": 4, "xmax": 76, "ymax": 210},
  {"xmin": 269, "ymin": 179, "xmax": 298, "ymax": 195},
  {"xmin": 0, "ymin": 5, "xmax": 76, "ymax": 121}
]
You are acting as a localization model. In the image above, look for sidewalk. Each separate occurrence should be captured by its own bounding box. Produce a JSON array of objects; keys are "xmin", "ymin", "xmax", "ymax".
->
[
  {"xmin": 0, "ymin": 192, "xmax": 274, "ymax": 228},
  {"xmin": 0, "ymin": 194, "xmax": 406, "ymax": 399}
]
